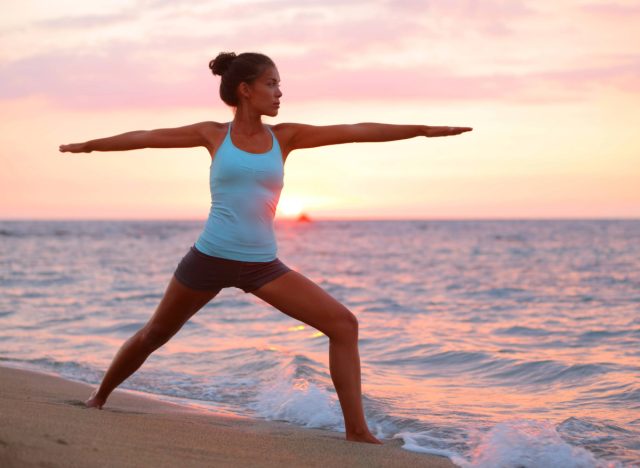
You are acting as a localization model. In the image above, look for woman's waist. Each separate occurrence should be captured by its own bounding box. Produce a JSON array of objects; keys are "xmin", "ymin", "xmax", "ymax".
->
[
  {"xmin": 207, "ymin": 202, "xmax": 277, "ymax": 221},
  {"xmin": 194, "ymin": 237, "xmax": 277, "ymax": 262},
  {"xmin": 196, "ymin": 223, "xmax": 276, "ymax": 252},
  {"xmin": 201, "ymin": 213, "xmax": 275, "ymax": 238}
]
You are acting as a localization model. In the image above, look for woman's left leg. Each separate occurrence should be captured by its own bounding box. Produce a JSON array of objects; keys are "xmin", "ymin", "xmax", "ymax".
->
[{"xmin": 250, "ymin": 270, "xmax": 382, "ymax": 444}]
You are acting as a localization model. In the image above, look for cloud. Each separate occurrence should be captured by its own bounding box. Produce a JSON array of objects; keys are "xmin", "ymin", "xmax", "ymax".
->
[
  {"xmin": 35, "ymin": 10, "xmax": 138, "ymax": 29},
  {"xmin": 532, "ymin": 56, "xmax": 640, "ymax": 93},
  {"xmin": 1, "ymin": 0, "xmax": 637, "ymax": 110},
  {"xmin": 0, "ymin": 42, "xmax": 214, "ymax": 110},
  {"xmin": 580, "ymin": 2, "xmax": 640, "ymax": 17},
  {"xmin": 1, "ymin": 39, "xmax": 637, "ymax": 111}
]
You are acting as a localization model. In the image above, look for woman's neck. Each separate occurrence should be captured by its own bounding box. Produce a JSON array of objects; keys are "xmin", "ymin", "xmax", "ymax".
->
[{"xmin": 232, "ymin": 107, "xmax": 264, "ymax": 135}]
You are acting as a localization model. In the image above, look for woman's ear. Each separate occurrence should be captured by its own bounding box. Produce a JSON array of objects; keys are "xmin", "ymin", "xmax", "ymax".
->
[{"xmin": 238, "ymin": 82, "xmax": 252, "ymax": 100}]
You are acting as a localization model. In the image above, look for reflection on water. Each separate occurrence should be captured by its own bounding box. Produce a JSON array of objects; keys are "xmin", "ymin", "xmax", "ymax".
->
[{"xmin": 1, "ymin": 219, "xmax": 639, "ymax": 467}]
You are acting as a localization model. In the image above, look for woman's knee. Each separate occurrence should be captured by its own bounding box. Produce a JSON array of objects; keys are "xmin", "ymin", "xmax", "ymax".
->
[
  {"xmin": 328, "ymin": 311, "xmax": 359, "ymax": 342},
  {"xmin": 137, "ymin": 324, "xmax": 175, "ymax": 351}
]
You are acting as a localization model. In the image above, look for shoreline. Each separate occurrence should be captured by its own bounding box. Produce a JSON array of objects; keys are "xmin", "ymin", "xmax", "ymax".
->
[{"xmin": 0, "ymin": 365, "xmax": 458, "ymax": 467}]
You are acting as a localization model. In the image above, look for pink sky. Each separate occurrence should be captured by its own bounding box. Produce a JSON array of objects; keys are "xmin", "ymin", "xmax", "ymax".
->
[{"xmin": 1, "ymin": 0, "xmax": 639, "ymax": 220}]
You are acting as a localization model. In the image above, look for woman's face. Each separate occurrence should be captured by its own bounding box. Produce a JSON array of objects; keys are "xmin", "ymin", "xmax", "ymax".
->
[{"xmin": 241, "ymin": 66, "xmax": 282, "ymax": 117}]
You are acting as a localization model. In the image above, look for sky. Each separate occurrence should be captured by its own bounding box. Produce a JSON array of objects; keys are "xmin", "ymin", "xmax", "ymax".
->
[{"xmin": 1, "ymin": 0, "xmax": 639, "ymax": 220}]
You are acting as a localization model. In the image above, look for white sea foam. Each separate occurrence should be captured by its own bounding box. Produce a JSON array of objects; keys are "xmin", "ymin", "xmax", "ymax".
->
[
  {"xmin": 449, "ymin": 419, "xmax": 622, "ymax": 468},
  {"xmin": 250, "ymin": 364, "xmax": 343, "ymax": 429},
  {"xmin": 392, "ymin": 431, "xmax": 461, "ymax": 459}
]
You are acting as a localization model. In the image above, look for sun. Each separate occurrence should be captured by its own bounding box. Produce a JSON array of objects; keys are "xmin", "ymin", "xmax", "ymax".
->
[{"xmin": 277, "ymin": 197, "xmax": 304, "ymax": 218}]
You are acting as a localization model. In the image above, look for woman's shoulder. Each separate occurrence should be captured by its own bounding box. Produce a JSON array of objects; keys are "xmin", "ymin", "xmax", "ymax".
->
[
  {"xmin": 270, "ymin": 122, "xmax": 302, "ymax": 130},
  {"xmin": 268, "ymin": 123, "xmax": 302, "ymax": 159},
  {"xmin": 196, "ymin": 121, "xmax": 228, "ymax": 157},
  {"xmin": 198, "ymin": 121, "xmax": 228, "ymax": 133},
  {"xmin": 269, "ymin": 122, "xmax": 305, "ymax": 139}
]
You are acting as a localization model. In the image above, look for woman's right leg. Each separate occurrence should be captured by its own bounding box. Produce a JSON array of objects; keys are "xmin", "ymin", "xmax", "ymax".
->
[{"xmin": 86, "ymin": 275, "xmax": 221, "ymax": 408}]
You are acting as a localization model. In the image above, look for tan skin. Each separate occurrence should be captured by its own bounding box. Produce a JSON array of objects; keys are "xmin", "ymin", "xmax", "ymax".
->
[{"xmin": 59, "ymin": 65, "xmax": 472, "ymax": 444}]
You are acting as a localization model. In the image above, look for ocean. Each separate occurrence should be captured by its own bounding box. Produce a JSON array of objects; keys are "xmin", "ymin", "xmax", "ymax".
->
[{"xmin": 1, "ymin": 219, "xmax": 638, "ymax": 467}]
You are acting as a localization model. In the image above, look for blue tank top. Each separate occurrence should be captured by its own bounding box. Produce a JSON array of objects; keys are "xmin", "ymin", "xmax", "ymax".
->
[{"xmin": 194, "ymin": 122, "xmax": 284, "ymax": 261}]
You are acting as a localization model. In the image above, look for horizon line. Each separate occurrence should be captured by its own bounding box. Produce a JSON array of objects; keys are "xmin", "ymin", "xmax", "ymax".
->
[{"xmin": 1, "ymin": 216, "xmax": 639, "ymax": 222}]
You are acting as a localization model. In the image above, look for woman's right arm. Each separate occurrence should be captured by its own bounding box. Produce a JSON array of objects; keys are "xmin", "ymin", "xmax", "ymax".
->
[{"xmin": 59, "ymin": 121, "xmax": 219, "ymax": 153}]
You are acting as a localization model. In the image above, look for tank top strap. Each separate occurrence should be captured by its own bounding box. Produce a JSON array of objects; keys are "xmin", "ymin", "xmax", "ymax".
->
[
  {"xmin": 225, "ymin": 122, "xmax": 279, "ymax": 156},
  {"xmin": 218, "ymin": 122, "xmax": 230, "ymax": 150},
  {"xmin": 266, "ymin": 125, "xmax": 280, "ymax": 155}
]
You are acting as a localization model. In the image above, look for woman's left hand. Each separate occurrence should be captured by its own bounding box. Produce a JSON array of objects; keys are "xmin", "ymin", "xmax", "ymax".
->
[
  {"xmin": 424, "ymin": 126, "xmax": 473, "ymax": 137},
  {"xmin": 59, "ymin": 143, "xmax": 91, "ymax": 153}
]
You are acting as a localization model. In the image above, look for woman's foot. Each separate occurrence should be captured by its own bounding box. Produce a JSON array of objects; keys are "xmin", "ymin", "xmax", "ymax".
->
[
  {"xmin": 346, "ymin": 429, "xmax": 383, "ymax": 444},
  {"xmin": 85, "ymin": 389, "xmax": 106, "ymax": 409}
]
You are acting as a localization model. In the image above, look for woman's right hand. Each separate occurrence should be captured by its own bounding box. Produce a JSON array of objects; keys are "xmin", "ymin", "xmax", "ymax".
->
[
  {"xmin": 59, "ymin": 143, "xmax": 91, "ymax": 153},
  {"xmin": 424, "ymin": 126, "xmax": 473, "ymax": 137}
]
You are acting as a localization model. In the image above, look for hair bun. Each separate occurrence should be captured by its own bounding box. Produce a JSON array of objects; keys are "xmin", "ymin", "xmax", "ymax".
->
[{"xmin": 209, "ymin": 52, "xmax": 237, "ymax": 76}]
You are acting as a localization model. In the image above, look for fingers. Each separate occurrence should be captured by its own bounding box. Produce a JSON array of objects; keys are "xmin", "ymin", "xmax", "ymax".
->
[
  {"xmin": 447, "ymin": 127, "xmax": 473, "ymax": 136},
  {"xmin": 58, "ymin": 143, "xmax": 88, "ymax": 153},
  {"xmin": 427, "ymin": 126, "xmax": 473, "ymax": 137}
]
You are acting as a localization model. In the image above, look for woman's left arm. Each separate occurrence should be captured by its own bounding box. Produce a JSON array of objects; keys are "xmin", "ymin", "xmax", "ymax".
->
[{"xmin": 278, "ymin": 122, "xmax": 473, "ymax": 152}]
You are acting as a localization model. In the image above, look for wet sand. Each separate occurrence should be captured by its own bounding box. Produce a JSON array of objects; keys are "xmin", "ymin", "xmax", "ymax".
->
[{"xmin": 0, "ymin": 365, "xmax": 458, "ymax": 467}]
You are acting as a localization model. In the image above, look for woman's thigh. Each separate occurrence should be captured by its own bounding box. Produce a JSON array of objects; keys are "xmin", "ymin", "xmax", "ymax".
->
[
  {"xmin": 250, "ymin": 270, "xmax": 358, "ymax": 339},
  {"xmin": 142, "ymin": 275, "xmax": 221, "ymax": 341}
]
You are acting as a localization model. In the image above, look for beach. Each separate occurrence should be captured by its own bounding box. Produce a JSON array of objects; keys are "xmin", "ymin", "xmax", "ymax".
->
[{"xmin": 0, "ymin": 365, "xmax": 456, "ymax": 467}]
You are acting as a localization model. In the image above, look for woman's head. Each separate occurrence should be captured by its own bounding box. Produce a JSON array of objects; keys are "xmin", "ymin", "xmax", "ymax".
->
[{"xmin": 209, "ymin": 52, "xmax": 281, "ymax": 115}]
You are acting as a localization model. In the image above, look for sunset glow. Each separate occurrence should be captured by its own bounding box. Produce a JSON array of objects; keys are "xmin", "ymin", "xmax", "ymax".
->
[
  {"xmin": 277, "ymin": 197, "xmax": 305, "ymax": 219},
  {"xmin": 1, "ymin": 1, "xmax": 639, "ymax": 220}
]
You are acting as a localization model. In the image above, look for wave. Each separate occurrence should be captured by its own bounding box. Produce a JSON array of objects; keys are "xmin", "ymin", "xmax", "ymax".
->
[{"xmin": 450, "ymin": 418, "xmax": 619, "ymax": 468}]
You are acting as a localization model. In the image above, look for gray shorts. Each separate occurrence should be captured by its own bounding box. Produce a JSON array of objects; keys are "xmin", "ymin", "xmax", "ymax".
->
[{"xmin": 173, "ymin": 244, "xmax": 293, "ymax": 293}]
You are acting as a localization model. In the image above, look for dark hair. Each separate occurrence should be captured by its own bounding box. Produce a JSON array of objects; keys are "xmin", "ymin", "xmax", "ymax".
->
[{"xmin": 209, "ymin": 52, "xmax": 275, "ymax": 106}]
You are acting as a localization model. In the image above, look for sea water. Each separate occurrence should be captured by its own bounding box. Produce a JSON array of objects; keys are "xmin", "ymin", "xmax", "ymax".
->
[{"xmin": 1, "ymin": 219, "xmax": 638, "ymax": 467}]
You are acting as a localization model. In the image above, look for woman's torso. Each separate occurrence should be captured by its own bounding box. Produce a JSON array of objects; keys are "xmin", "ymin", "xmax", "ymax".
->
[{"xmin": 194, "ymin": 122, "xmax": 286, "ymax": 262}]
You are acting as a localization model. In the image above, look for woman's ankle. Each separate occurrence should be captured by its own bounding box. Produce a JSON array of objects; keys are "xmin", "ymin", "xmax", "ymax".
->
[{"xmin": 86, "ymin": 388, "xmax": 108, "ymax": 408}]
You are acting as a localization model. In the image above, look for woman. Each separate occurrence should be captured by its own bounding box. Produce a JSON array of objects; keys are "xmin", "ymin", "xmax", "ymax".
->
[{"xmin": 59, "ymin": 51, "xmax": 472, "ymax": 445}]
